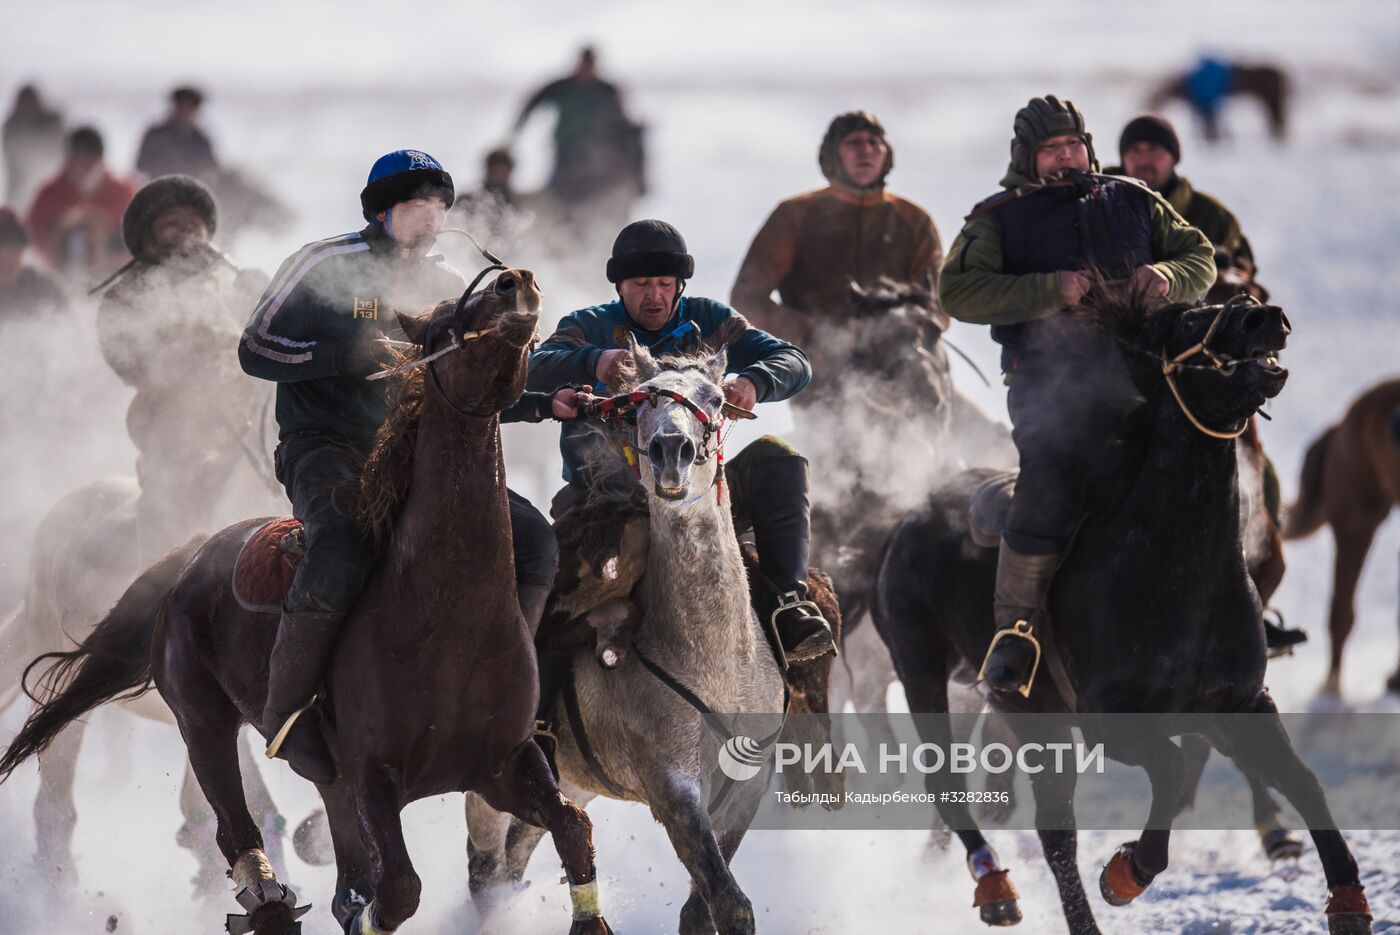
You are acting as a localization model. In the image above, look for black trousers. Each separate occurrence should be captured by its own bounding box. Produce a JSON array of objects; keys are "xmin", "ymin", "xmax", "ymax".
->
[
  {"xmin": 275, "ymin": 432, "xmax": 558, "ymax": 615},
  {"xmin": 1001, "ymin": 317, "xmax": 1143, "ymax": 556}
]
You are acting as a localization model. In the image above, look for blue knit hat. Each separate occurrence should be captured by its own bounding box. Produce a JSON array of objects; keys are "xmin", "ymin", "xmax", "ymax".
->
[{"xmin": 360, "ymin": 150, "xmax": 455, "ymax": 222}]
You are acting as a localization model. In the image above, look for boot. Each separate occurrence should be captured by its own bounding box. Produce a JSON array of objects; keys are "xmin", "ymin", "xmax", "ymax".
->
[
  {"xmin": 979, "ymin": 542, "xmax": 1062, "ymax": 697},
  {"xmin": 518, "ymin": 583, "xmax": 552, "ymax": 638},
  {"xmin": 747, "ymin": 455, "xmax": 834, "ymax": 668},
  {"xmin": 260, "ymin": 609, "xmax": 344, "ymax": 785}
]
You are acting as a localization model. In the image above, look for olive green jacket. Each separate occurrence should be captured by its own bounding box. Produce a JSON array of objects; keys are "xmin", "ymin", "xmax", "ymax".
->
[
  {"xmin": 940, "ymin": 165, "xmax": 1216, "ymax": 327},
  {"xmin": 1165, "ymin": 174, "xmax": 1253, "ymax": 266}
]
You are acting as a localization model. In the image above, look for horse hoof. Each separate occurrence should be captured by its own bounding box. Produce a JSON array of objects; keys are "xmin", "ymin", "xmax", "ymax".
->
[
  {"xmin": 1261, "ymin": 827, "xmax": 1305, "ymax": 863},
  {"xmin": 974, "ymin": 869, "xmax": 1022, "ymax": 926},
  {"xmin": 345, "ymin": 901, "xmax": 394, "ymax": 934},
  {"xmin": 1325, "ymin": 884, "xmax": 1372, "ymax": 934},
  {"xmin": 292, "ymin": 810, "xmax": 334, "ymax": 866},
  {"xmin": 1099, "ymin": 842, "xmax": 1149, "ymax": 907},
  {"xmin": 570, "ymin": 917, "xmax": 614, "ymax": 935}
]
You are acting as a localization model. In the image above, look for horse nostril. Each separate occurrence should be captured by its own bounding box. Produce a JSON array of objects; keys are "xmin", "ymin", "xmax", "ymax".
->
[
  {"xmin": 680, "ymin": 439, "xmax": 696, "ymax": 464},
  {"xmin": 497, "ymin": 273, "xmax": 517, "ymax": 293},
  {"xmin": 1242, "ymin": 307, "xmax": 1265, "ymax": 332},
  {"xmin": 649, "ymin": 438, "xmax": 666, "ymax": 464},
  {"xmin": 1278, "ymin": 310, "xmax": 1292, "ymax": 336}
]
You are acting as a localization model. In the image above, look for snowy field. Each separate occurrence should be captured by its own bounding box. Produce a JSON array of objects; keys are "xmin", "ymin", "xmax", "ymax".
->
[{"xmin": 1, "ymin": 1, "xmax": 1398, "ymax": 932}]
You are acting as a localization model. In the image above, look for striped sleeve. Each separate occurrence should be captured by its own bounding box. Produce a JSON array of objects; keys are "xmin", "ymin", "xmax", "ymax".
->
[{"xmin": 238, "ymin": 233, "xmax": 369, "ymax": 382}]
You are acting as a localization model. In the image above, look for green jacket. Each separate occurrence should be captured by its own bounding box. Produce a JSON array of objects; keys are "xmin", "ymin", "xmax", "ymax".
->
[
  {"xmin": 940, "ymin": 165, "xmax": 1216, "ymax": 328},
  {"xmin": 1165, "ymin": 174, "xmax": 1253, "ymax": 267}
]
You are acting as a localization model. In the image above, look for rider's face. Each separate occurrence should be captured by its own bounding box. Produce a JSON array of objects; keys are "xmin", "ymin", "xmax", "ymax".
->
[
  {"xmin": 837, "ymin": 131, "xmax": 888, "ymax": 188},
  {"xmin": 381, "ymin": 196, "xmax": 447, "ymax": 255},
  {"xmin": 149, "ymin": 204, "xmax": 210, "ymax": 254},
  {"xmin": 1034, "ymin": 134, "xmax": 1090, "ymax": 178},
  {"xmin": 1121, "ymin": 142, "xmax": 1176, "ymax": 191},
  {"xmin": 619, "ymin": 277, "xmax": 678, "ymax": 331}
]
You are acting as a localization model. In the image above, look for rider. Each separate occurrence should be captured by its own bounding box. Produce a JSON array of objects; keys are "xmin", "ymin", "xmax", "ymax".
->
[
  {"xmin": 239, "ymin": 150, "xmax": 582, "ymax": 783},
  {"xmin": 940, "ymin": 96, "xmax": 1216, "ymax": 696},
  {"xmin": 135, "ymin": 87, "xmax": 219, "ymax": 183},
  {"xmin": 96, "ymin": 174, "xmax": 266, "ymax": 557},
  {"xmin": 731, "ymin": 110, "xmax": 948, "ymax": 385},
  {"xmin": 25, "ymin": 126, "xmax": 138, "ymax": 279},
  {"xmin": 528, "ymin": 220, "xmax": 834, "ymax": 676},
  {"xmin": 1108, "ymin": 114, "xmax": 1253, "ymax": 268},
  {"xmin": 0, "ymin": 207, "xmax": 66, "ymax": 319}
]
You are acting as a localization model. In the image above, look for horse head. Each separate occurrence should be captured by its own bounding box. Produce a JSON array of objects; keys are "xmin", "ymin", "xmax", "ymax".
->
[
  {"xmin": 622, "ymin": 336, "xmax": 727, "ymax": 504},
  {"xmin": 399, "ymin": 267, "xmax": 541, "ymax": 418},
  {"xmin": 1093, "ymin": 288, "xmax": 1290, "ymax": 439}
]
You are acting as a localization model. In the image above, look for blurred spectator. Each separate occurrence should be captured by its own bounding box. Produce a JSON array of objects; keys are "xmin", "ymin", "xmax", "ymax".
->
[
  {"xmin": 26, "ymin": 126, "xmax": 139, "ymax": 282},
  {"xmin": 136, "ymin": 86, "xmax": 218, "ymax": 181},
  {"xmin": 514, "ymin": 46, "xmax": 645, "ymax": 242},
  {"xmin": 450, "ymin": 147, "xmax": 532, "ymax": 252},
  {"xmin": 3, "ymin": 84, "xmax": 65, "ymax": 211},
  {"xmin": 0, "ymin": 206, "xmax": 66, "ymax": 319}
]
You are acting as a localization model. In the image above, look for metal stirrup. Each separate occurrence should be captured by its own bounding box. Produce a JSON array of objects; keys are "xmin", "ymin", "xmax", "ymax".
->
[
  {"xmin": 264, "ymin": 694, "xmax": 320, "ymax": 760},
  {"xmin": 978, "ymin": 618, "xmax": 1042, "ymax": 698}
]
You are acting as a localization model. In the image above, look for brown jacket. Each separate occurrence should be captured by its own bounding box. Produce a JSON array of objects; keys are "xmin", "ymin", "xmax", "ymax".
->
[{"xmin": 730, "ymin": 183, "xmax": 946, "ymax": 343}]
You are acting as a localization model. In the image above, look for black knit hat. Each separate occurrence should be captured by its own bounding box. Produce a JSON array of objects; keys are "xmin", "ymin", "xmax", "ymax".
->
[
  {"xmin": 606, "ymin": 219, "xmax": 695, "ymax": 283},
  {"xmin": 122, "ymin": 174, "xmax": 218, "ymax": 258},
  {"xmin": 0, "ymin": 208, "xmax": 28, "ymax": 249},
  {"xmin": 1119, "ymin": 114, "xmax": 1181, "ymax": 163},
  {"xmin": 1010, "ymin": 96, "xmax": 1096, "ymax": 177},
  {"xmin": 819, "ymin": 111, "xmax": 894, "ymax": 187}
]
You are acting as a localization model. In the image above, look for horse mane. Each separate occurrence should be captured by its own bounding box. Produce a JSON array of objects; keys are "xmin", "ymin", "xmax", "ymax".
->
[
  {"xmin": 1076, "ymin": 272, "xmax": 1195, "ymax": 352},
  {"xmin": 357, "ymin": 349, "xmax": 426, "ymax": 543}
]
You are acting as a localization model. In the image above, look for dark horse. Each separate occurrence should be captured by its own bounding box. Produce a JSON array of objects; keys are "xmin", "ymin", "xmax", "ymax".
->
[
  {"xmin": 0, "ymin": 270, "xmax": 610, "ymax": 935},
  {"xmin": 873, "ymin": 292, "xmax": 1374, "ymax": 933},
  {"xmin": 1285, "ymin": 377, "xmax": 1400, "ymax": 695}
]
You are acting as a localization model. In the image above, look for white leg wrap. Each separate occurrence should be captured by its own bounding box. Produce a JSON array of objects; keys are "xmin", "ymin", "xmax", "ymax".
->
[
  {"xmin": 231, "ymin": 848, "xmax": 276, "ymax": 889},
  {"xmin": 570, "ymin": 879, "xmax": 601, "ymax": 920},
  {"xmin": 357, "ymin": 900, "xmax": 395, "ymax": 934}
]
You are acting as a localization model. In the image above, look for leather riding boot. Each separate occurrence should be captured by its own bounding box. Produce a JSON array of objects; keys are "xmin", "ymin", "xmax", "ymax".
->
[
  {"xmin": 745, "ymin": 456, "xmax": 833, "ymax": 668},
  {"xmin": 260, "ymin": 609, "xmax": 345, "ymax": 785},
  {"xmin": 1263, "ymin": 613, "xmax": 1307, "ymax": 655},
  {"xmin": 980, "ymin": 541, "xmax": 1062, "ymax": 697}
]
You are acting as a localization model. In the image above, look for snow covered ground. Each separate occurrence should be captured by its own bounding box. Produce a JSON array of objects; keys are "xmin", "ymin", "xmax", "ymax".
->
[{"xmin": 0, "ymin": 1, "xmax": 1398, "ymax": 932}]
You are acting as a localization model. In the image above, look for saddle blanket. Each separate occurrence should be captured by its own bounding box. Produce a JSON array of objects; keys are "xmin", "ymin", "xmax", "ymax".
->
[{"xmin": 232, "ymin": 517, "xmax": 304, "ymax": 613}]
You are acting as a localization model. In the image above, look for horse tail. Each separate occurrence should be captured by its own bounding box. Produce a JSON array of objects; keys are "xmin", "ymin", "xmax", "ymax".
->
[
  {"xmin": 1283, "ymin": 426, "xmax": 1335, "ymax": 540},
  {"xmin": 0, "ymin": 539, "xmax": 197, "ymax": 783}
]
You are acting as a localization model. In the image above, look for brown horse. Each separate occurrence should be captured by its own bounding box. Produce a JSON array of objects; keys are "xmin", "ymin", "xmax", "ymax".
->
[
  {"xmin": 0, "ymin": 269, "xmax": 610, "ymax": 935},
  {"xmin": 1285, "ymin": 377, "xmax": 1400, "ymax": 695}
]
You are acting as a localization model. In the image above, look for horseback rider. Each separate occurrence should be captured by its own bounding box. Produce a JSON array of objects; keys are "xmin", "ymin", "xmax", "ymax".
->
[
  {"xmin": 528, "ymin": 219, "xmax": 835, "ymax": 679},
  {"xmin": 0, "ymin": 207, "xmax": 66, "ymax": 319},
  {"xmin": 1107, "ymin": 114, "xmax": 1254, "ymax": 269},
  {"xmin": 730, "ymin": 110, "xmax": 948, "ymax": 393},
  {"xmin": 96, "ymin": 174, "xmax": 266, "ymax": 557},
  {"xmin": 238, "ymin": 150, "xmax": 583, "ymax": 783},
  {"xmin": 940, "ymin": 96, "xmax": 1217, "ymax": 696}
]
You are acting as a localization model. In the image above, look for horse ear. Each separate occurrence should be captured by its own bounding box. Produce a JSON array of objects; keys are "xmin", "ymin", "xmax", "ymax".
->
[
  {"xmin": 706, "ymin": 348, "xmax": 728, "ymax": 383},
  {"xmin": 623, "ymin": 332, "xmax": 656, "ymax": 388},
  {"xmin": 397, "ymin": 306, "xmax": 437, "ymax": 344}
]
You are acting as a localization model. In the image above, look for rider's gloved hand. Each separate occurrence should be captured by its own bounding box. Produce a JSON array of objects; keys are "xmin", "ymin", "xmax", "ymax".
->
[
  {"xmin": 1131, "ymin": 264, "xmax": 1171, "ymax": 298},
  {"xmin": 551, "ymin": 386, "xmax": 599, "ymax": 420},
  {"xmin": 335, "ymin": 329, "xmax": 395, "ymax": 377},
  {"xmin": 721, "ymin": 375, "xmax": 758, "ymax": 411},
  {"xmin": 1058, "ymin": 270, "xmax": 1091, "ymax": 308}
]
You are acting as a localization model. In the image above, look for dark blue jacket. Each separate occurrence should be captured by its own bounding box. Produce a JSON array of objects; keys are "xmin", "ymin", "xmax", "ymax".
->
[{"xmin": 528, "ymin": 295, "xmax": 810, "ymax": 481}]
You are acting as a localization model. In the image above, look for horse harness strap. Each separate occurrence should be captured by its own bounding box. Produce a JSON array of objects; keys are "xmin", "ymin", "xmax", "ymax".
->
[
  {"xmin": 562, "ymin": 646, "xmax": 790, "ymax": 812},
  {"xmin": 1159, "ymin": 295, "xmax": 1257, "ymax": 441}
]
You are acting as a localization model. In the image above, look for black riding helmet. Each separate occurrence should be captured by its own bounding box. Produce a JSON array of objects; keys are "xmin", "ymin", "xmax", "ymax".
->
[{"xmin": 1010, "ymin": 95, "xmax": 1098, "ymax": 178}]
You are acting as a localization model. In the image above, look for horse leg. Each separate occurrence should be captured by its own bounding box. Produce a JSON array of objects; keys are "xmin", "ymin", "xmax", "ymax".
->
[
  {"xmin": 1247, "ymin": 769, "xmax": 1305, "ymax": 863},
  {"xmin": 1175, "ymin": 734, "xmax": 1211, "ymax": 814},
  {"xmin": 647, "ymin": 768, "xmax": 753, "ymax": 935},
  {"xmin": 1027, "ymin": 722, "xmax": 1099, "ymax": 934},
  {"xmin": 477, "ymin": 741, "xmax": 610, "ymax": 934},
  {"xmin": 176, "ymin": 755, "xmax": 228, "ymax": 897},
  {"xmin": 1095, "ymin": 731, "xmax": 1185, "ymax": 906},
  {"xmin": 233, "ymin": 729, "xmax": 288, "ymax": 880},
  {"xmin": 1323, "ymin": 511, "xmax": 1384, "ymax": 694},
  {"xmin": 1216, "ymin": 693, "xmax": 1371, "ymax": 933},
  {"xmin": 348, "ymin": 762, "xmax": 419, "ymax": 933},
  {"xmin": 463, "ymin": 790, "xmax": 514, "ymax": 907},
  {"xmin": 320, "ymin": 781, "xmax": 375, "ymax": 931},
  {"xmin": 33, "ymin": 718, "xmax": 84, "ymax": 886}
]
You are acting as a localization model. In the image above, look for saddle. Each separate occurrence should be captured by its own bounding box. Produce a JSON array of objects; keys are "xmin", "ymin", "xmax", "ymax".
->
[
  {"xmin": 232, "ymin": 517, "xmax": 305, "ymax": 613},
  {"xmin": 967, "ymin": 472, "xmax": 1017, "ymax": 549}
]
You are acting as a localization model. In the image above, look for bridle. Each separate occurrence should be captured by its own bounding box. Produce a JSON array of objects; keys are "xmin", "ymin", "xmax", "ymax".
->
[
  {"xmin": 588, "ymin": 385, "xmax": 740, "ymax": 504},
  {"xmin": 1158, "ymin": 293, "xmax": 1262, "ymax": 441}
]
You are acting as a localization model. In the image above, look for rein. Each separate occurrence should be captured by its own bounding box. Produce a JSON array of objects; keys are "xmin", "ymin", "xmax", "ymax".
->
[{"xmin": 1158, "ymin": 294, "xmax": 1258, "ymax": 441}]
